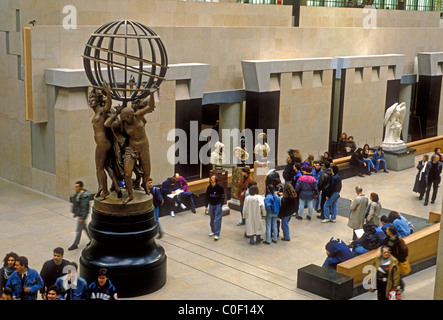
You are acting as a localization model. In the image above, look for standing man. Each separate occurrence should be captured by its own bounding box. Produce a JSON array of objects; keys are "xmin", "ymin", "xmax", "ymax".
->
[
  {"xmin": 317, "ymin": 161, "xmax": 332, "ymax": 220},
  {"xmin": 322, "ymin": 165, "xmax": 342, "ymax": 223},
  {"xmin": 147, "ymin": 178, "xmax": 164, "ymax": 239},
  {"xmin": 39, "ymin": 247, "xmax": 69, "ymax": 300},
  {"xmin": 205, "ymin": 175, "xmax": 225, "ymax": 241},
  {"xmin": 424, "ymin": 154, "xmax": 442, "ymax": 206},
  {"xmin": 312, "ymin": 161, "xmax": 323, "ymax": 213},
  {"xmin": 6, "ymin": 256, "xmax": 44, "ymax": 300},
  {"xmin": 54, "ymin": 262, "xmax": 88, "ymax": 300},
  {"xmin": 68, "ymin": 181, "xmax": 91, "ymax": 251},
  {"xmin": 348, "ymin": 186, "xmax": 369, "ymax": 239}
]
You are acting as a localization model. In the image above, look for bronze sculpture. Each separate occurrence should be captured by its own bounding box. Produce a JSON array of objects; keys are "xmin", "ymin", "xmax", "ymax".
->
[
  {"xmin": 80, "ymin": 20, "xmax": 168, "ymax": 298},
  {"xmin": 89, "ymin": 85, "xmax": 122, "ymax": 200},
  {"xmin": 104, "ymin": 93, "xmax": 156, "ymax": 204}
]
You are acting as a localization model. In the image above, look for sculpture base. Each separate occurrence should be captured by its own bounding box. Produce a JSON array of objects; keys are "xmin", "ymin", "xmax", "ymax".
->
[
  {"xmin": 383, "ymin": 147, "xmax": 416, "ymax": 171},
  {"xmin": 80, "ymin": 190, "xmax": 167, "ymax": 298},
  {"xmin": 380, "ymin": 141, "xmax": 407, "ymax": 152}
]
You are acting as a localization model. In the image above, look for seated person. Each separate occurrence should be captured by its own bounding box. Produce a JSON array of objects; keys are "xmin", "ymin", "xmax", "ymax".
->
[
  {"xmin": 174, "ymin": 173, "xmax": 197, "ymax": 213},
  {"xmin": 388, "ymin": 211, "xmax": 412, "ymax": 238},
  {"xmin": 380, "ymin": 215, "xmax": 393, "ymax": 233},
  {"xmin": 344, "ymin": 136, "xmax": 357, "ymax": 156},
  {"xmin": 320, "ymin": 152, "xmax": 333, "ymax": 167},
  {"xmin": 362, "ymin": 144, "xmax": 375, "ymax": 174},
  {"xmin": 350, "ymin": 223, "xmax": 381, "ymax": 256},
  {"xmin": 371, "ymin": 147, "xmax": 389, "ymax": 173},
  {"xmin": 160, "ymin": 176, "xmax": 195, "ymax": 216},
  {"xmin": 322, "ymin": 237, "xmax": 353, "ymax": 270},
  {"xmin": 350, "ymin": 148, "xmax": 368, "ymax": 177}
]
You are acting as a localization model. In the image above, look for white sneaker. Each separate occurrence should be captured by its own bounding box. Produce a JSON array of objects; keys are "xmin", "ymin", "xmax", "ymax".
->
[
  {"xmin": 322, "ymin": 219, "xmax": 330, "ymax": 223},
  {"xmin": 170, "ymin": 211, "xmax": 175, "ymax": 217},
  {"xmin": 214, "ymin": 235, "xmax": 219, "ymax": 241},
  {"xmin": 209, "ymin": 232, "xmax": 215, "ymax": 237},
  {"xmin": 331, "ymin": 219, "xmax": 336, "ymax": 223},
  {"xmin": 180, "ymin": 203, "xmax": 186, "ymax": 210}
]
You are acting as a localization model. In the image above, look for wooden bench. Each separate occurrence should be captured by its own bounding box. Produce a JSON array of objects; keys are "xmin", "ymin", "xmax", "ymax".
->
[
  {"xmin": 336, "ymin": 222, "xmax": 440, "ymax": 285},
  {"xmin": 406, "ymin": 135, "xmax": 443, "ymax": 156},
  {"xmin": 429, "ymin": 210, "xmax": 441, "ymax": 223},
  {"xmin": 332, "ymin": 153, "xmax": 374, "ymax": 179}
]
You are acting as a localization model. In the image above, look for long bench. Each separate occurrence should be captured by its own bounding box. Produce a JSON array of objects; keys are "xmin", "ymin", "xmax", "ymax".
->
[
  {"xmin": 330, "ymin": 135, "xmax": 443, "ymax": 179},
  {"xmin": 336, "ymin": 222, "xmax": 440, "ymax": 286},
  {"xmin": 406, "ymin": 135, "xmax": 443, "ymax": 156}
]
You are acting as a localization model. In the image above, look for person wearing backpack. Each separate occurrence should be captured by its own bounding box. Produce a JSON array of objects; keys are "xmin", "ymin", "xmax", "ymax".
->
[
  {"xmin": 295, "ymin": 166, "xmax": 319, "ymax": 220},
  {"xmin": 264, "ymin": 184, "xmax": 281, "ymax": 244}
]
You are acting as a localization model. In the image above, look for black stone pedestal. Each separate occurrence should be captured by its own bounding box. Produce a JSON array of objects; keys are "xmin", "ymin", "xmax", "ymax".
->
[
  {"xmin": 297, "ymin": 264, "xmax": 354, "ymax": 300},
  {"xmin": 80, "ymin": 191, "xmax": 167, "ymax": 298}
]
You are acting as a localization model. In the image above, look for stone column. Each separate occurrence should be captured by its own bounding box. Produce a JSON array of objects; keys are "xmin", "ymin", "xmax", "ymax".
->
[
  {"xmin": 219, "ymin": 102, "xmax": 243, "ymax": 167},
  {"xmin": 399, "ymin": 74, "xmax": 417, "ymax": 143}
]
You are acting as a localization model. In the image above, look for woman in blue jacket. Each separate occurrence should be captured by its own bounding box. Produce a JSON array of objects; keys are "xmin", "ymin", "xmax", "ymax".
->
[{"xmin": 264, "ymin": 185, "xmax": 281, "ymax": 244}]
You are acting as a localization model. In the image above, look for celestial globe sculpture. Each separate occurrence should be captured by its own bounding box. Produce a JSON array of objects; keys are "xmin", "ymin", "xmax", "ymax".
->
[
  {"xmin": 79, "ymin": 20, "xmax": 168, "ymax": 298},
  {"xmin": 83, "ymin": 19, "xmax": 168, "ymax": 102}
]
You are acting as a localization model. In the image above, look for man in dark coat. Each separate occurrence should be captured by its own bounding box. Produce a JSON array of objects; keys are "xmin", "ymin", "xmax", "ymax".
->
[
  {"xmin": 68, "ymin": 181, "xmax": 91, "ymax": 251},
  {"xmin": 424, "ymin": 154, "xmax": 442, "ymax": 206},
  {"xmin": 39, "ymin": 247, "xmax": 69, "ymax": 300}
]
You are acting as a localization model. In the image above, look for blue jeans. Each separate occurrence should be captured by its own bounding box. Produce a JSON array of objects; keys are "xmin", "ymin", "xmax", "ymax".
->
[
  {"xmin": 281, "ymin": 215, "xmax": 291, "ymax": 240},
  {"xmin": 154, "ymin": 206, "xmax": 163, "ymax": 235},
  {"xmin": 373, "ymin": 159, "xmax": 387, "ymax": 171},
  {"xmin": 178, "ymin": 191, "xmax": 195, "ymax": 209},
  {"xmin": 323, "ymin": 192, "xmax": 340, "ymax": 220},
  {"xmin": 266, "ymin": 212, "xmax": 279, "ymax": 243},
  {"xmin": 315, "ymin": 194, "xmax": 321, "ymax": 210},
  {"xmin": 363, "ymin": 158, "xmax": 374, "ymax": 173},
  {"xmin": 209, "ymin": 203, "xmax": 223, "ymax": 236},
  {"xmin": 298, "ymin": 199, "xmax": 314, "ymax": 218},
  {"xmin": 353, "ymin": 244, "xmax": 369, "ymax": 256}
]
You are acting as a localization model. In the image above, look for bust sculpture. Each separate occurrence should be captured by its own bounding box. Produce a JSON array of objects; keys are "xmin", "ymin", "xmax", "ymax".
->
[{"xmin": 210, "ymin": 141, "xmax": 226, "ymax": 170}]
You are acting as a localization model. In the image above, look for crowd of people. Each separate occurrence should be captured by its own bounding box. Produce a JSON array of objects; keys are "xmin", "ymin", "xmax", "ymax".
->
[
  {"xmin": 2, "ymin": 137, "xmax": 440, "ymax": 301},
  {"xmin": 0, "ymin": 248, "xmax": 118, "ymax": 300}
]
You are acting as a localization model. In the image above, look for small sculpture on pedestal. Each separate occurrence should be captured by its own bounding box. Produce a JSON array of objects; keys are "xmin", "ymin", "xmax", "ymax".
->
[
  {"xmin": 381, "ymin": 102, "xmax": 407, "ymax": 151},
  {"xmin": 253, "ymin": 133, "xmax": 272, "ymax": 195},
  {"xmin": 210, "ymin": 141, "xmax": 226, "ymax": 171}
]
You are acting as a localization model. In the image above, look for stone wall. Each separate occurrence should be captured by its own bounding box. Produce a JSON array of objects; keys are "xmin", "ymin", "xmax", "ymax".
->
[{"xmin": 2, "ymin": 0, "xmax": 443, "ymax": 199}]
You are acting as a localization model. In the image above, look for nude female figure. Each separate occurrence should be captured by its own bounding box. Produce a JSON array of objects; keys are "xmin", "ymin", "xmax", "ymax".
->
[{"xmin": 89, "ymin": 85, "xmax": 122, "ymax": 200}]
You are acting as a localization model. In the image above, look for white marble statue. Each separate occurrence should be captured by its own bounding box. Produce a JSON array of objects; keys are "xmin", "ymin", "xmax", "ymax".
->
[
  {"xmin": 381, "ymin": 102, "xmax": 407, "ymax": 151},
  {"xmin": 254, "ymin": 133, "xmax": 271, "ymax": 163},
  {"xmin": 210, "ymin": 141, "xmax": 226, "ymax": 170}
]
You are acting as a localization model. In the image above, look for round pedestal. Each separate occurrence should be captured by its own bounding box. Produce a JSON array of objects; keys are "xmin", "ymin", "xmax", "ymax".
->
[{"xmin": 79, "ymin": 190, "xmax": 167, "ymax": 298}]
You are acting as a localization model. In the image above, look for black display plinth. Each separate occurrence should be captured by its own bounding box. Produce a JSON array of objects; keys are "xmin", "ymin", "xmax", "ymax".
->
[
  {"xmin": 297, "ymin": 264, "xmax": 353, "ymax": 300},
  {"xmin": 80, "ymin": 191, "xmax": 167, "ymax": 298}
]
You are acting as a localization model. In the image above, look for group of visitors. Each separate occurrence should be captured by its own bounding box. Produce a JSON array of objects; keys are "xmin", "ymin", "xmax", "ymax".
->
[
  {"xmin": 413, "ymin": 148, "xmax": 443, "ymax": 205},
  {"xmin": 230, "ymin": 149, "xmax": 345, "ymax": 245},
  {"xmin": 0, "ymin": 248, "xmax": 117, "ymax": 300},
  {"xmin": 322, "ymin": 184, "xmax": 413, "ymax": 300}
]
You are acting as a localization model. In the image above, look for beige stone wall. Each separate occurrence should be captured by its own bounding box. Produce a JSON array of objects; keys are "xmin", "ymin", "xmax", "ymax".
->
[
  {"xmin": 341, "ymin": 66, "xmax": 389, "ymax": 147},
  {"xmin": 299, "ymin": 6, "xmax": 441, "ymax": 28},
  {"xmin": 278, "ymin": 70, "xmax": 334, "ymax": 164},
  {"xmin": 2, "ymin": 0, "xmax": 443, "ymax": 199},
  {"xmin": 17, "ymin": 0, "xmax": 292, "ymax": 28}
]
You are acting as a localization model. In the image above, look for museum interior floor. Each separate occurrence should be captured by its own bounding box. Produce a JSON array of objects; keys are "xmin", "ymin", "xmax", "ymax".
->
[{"xmin": 0, "ymin": 153, "xmax": 438, "ymax": 300}]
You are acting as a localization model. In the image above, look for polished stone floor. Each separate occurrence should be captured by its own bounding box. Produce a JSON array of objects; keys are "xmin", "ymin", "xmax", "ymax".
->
[{"xmin": 0, "ymin": 153, "xmax": 439, "ymax": 300}]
